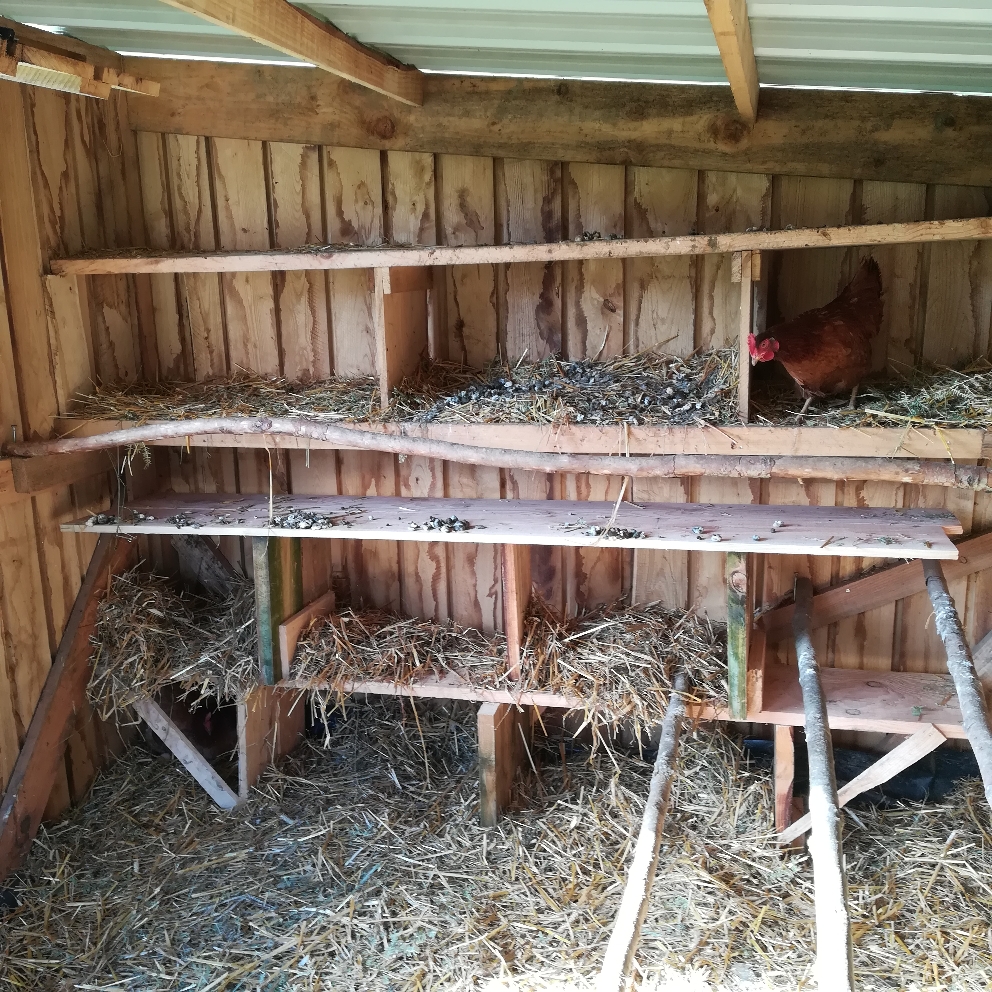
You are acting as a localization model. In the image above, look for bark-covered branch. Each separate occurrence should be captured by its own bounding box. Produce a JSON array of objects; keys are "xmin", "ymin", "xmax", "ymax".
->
[{"xmin": 5, "ymin": 417, "xmax": 992, "ymax": 489}]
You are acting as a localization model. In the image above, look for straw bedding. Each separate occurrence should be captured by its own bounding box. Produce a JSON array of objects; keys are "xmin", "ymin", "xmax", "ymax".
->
[
  {"xmin": 292, "ymin": 599, "xmax": 726, "ymax": 734},
  {"xmin": 753, "ymin": 360, "xmax": 992, "ymax": 431},
  {"xmin": 88, "ymin": 568, "xmax": 258, "ymax": 719},
  {"xmin": 2, "ymin": 699, "xmax": 989, "ymax": 990},
  {"xmin": 69, "ymin": 349, "xmax": 740, "ymax": 428}
]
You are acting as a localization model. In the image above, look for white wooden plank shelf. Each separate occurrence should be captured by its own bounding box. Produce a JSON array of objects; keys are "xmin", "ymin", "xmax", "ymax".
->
[
  {"xmin": 62, "ymin": 494, "xmax": 962, "ymax": 559},
  {"xmin": 52, "ymin": 417, "xmax": 986, "ymax": 461}
]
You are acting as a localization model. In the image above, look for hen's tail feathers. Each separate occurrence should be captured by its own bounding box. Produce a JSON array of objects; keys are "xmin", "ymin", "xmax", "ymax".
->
[{"xmin": 840, "ymin": 255, "xmax": 884, "ymax": 335}]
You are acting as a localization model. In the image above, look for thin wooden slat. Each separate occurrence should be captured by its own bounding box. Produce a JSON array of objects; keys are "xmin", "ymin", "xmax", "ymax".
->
[
  {"xmin": 779, "ymin": 725, "xmax": 947, "ymax": 844},
  {"xmin": 50, "ymin": 216, "xmax": 992, "ymax": 276},
  {"xmin": 65, "ymin": 494, "xmax": 962, "ymax": 559},
  {"xmin": 133, "ymin": 697, "xmax": 239, "ymax": 811},
  {"xmin": 703, "ymin": 0, "xmax": 759, "ymax": 124},
  {"xmin": 773, "ymin": 724, "xmax": 796, "ymax": 833},
  {"xmin": 502, "ymin": 544, "xmax": 531, "ymax": 681}
]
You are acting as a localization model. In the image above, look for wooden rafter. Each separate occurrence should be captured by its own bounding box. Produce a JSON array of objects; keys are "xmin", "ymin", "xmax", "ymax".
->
[
  {"xmin": 156, "ymin": 0, "xmax": 423, "ymax": 105},
  {"xmin": 703, "ymin": 0, "xmax": 759, "ymax": 124}
]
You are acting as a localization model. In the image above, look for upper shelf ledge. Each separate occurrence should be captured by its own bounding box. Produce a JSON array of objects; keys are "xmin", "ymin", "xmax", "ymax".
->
[
  {"xmin": 49, "ymin": 217, "xmax": 992, "ymax": 276},
  {"xmin": 61, "ymin": 494, "xmax": 963, "ymax": 559}
]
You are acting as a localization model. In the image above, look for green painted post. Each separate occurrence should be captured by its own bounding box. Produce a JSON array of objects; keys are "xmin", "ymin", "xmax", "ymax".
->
[
  {"xmin": 726, "ymin": 551, "xmax": 749, "ymax": 720},
  {"xmin": 252, "ymin": 536, "xmax": 303, "ymax": 684}
]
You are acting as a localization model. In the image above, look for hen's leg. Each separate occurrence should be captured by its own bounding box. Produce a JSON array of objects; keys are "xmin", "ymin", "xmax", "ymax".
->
[
  {"xmin": 798, "ymin": 395, "xmax": 812, "ymax": 417},
  {"xmin": 847, "ymin": 384, "xmax": 859, "ymax": 410}
]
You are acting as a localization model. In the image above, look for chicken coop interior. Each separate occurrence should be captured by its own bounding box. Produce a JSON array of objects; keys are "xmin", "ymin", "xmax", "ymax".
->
[{"xmin": 1, "ymin": 3, "xmax": 992, "ymax": 990}]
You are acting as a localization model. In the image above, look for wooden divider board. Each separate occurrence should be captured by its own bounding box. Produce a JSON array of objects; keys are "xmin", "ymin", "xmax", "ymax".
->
[{"xmin": 63, "ymin": 494, "xmax": 962, "ymax": 558}]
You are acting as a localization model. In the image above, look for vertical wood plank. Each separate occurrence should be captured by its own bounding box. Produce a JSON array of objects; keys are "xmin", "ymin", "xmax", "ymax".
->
[
  {"xmin": 211, "ymin": 137, "xmax": 279, "ymax": 374},
  {"xmin": 438, "ymin": 154, "xmax": 497, "ymax": 368},
  {"xmin": 921, "ymin": 185, "xmax": 992, "ymax": 368},
  {"xmin": 267, "ymin": 141, "xmax": 330, "ymax": 380},
  {"xmin": 165, "ymin": 133, "xmax": 228, "ymax": 379},
  {"xmin": 860, "ymin": 181, "xmax": 927, "ymax": 373},
  {"xmin": 774, "ymin": 724, "xmax": 797, "ymax": 833},
  {"xmin": 563, "ymin": 163, "xmax": 624, "ymax": 360},
  {"xmin": 726, "ymin": 551, "xmax": 750, "ymax": 719},
  {"xmin": 253, "ymin": 535, "xmax": 303, "ymax": 684},
  {"xmin": 478, "ymin": 702, "xmax": 527, "ymax": 828},
  {"xmin": 503, "ymin": 470, "xmax": 564, "ymax": 613},
  {"xmin": 323, "ymin": 146, "xmax": 383, "ymax": 377},
  {"xmin": 497, "ymin": 159, "xmax": 562, "ymax": 362},
  {"xmin": 502, "ymin": 543, "xmax": 531, "ymax": 680},
  {"xmin": 696, "ymin": 171, "xmax": 771, "ymax": 350},
  {"xmin": 626, "ymin": 166, "xmax": 697, "ymax": 356},
  {"xmin": 630, "ymin": 477, "xmax": 689, "ymax": 610}
]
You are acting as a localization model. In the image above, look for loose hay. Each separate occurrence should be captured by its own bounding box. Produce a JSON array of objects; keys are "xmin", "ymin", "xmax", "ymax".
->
[
  {"xmin": 68, "ymin": 350, "xmax": 740, "ymax": 429},
  {"xmin": 2, "ymin": 701, "xmax": 989, "ymax": 991},
  {"xmin": 292, "ymin": 599, "xmax": 725, "ymax": 736},
  {"xmin": 88, "ymin": 568, "xmax": 258, "ymax": 719},
  {"xmin": 754, "ymin": 360, "xmax": 992, "ymax": 431}
]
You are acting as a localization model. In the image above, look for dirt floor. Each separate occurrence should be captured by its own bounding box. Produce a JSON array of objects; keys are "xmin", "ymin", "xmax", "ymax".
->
[{"xmin": 2, "ymin": 699, "xmax": 990, "ymax": 991}]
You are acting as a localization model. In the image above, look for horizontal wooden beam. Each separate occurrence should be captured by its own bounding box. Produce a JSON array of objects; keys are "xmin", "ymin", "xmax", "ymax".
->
[
  {"xmin": 0, "ymin": 16, "xmax": 124, "ymax": 70},
  {"xmin": 61, "ymin": 493, "xmax": 961, "ymax": 559},
  {"xmin": 10, "ymin": 450, "xmax": 112, "ymax": 494},
  {"xmin": 157, "ymin": 0, "xmax": 422, "ymax": 106},
  {"xmin": 122, "ymin": 56, "xmax": 992, "ymax": 186},
  {"xmin": 704, "ymin": 0, "xmax": 759, "ymax": 125},
  {"xmin": 50, "ymin": 216, "xmax": 992, "ymax": 275},
  {"xmin": 51, "ymin": 418, "xmax": 986, "ymax": 462},
  {"xmin": 752, "ymin": 665, "xmax": 966, "ymax": 738},
  {"xmin": 757, "ymin": 530, "xmax": 992, "ymax": 641}
]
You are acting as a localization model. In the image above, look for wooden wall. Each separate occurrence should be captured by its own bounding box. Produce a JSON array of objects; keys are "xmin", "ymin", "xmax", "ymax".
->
[
  {"xmin": 2, "ymin": 61, "xmax": 992, "ymax": 811},
  {"xmin": 0, "ymin": 80, "xmax": 144, "ymax": 806}
]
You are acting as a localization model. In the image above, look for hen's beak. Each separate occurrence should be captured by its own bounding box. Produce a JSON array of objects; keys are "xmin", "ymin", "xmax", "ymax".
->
[{"xmin": 750, "ymin": 355, "xmax": 758, "ymax": 367}]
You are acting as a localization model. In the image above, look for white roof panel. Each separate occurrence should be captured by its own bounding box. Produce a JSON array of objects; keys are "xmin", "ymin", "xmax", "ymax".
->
[{"xmin": 2, "ymin": 0, "xmax": 991, "ymax": 93}]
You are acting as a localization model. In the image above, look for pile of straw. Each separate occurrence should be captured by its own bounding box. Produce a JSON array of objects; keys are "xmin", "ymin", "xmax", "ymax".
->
[
  {"xmin": 88, "ymin": 568, "xmax": 258, "ymax": 719},
  {"xmin": 69, "ymin": 350, "xmax": 740, "ymax": 429},
  {"xmin": 517, "ymin": 599, "xmax": 726, "ymax": 736},
  {"xmin": 71, "ymin": 372, "xmax": 382, "ymax": 424},
  {"xmin": 754, "ymin": 360, "xmax": 992, "ymax": 430},
  {"xmin": 292, "ymin": 599, "xmax": 725, "ymax": 736},
  {"xmin": 391, "ymin": 350, "xmax": 740, "ymax": 426},
  {"xmin": 3, "ymin": 699, "xmax": 989, "ymax": 990}
]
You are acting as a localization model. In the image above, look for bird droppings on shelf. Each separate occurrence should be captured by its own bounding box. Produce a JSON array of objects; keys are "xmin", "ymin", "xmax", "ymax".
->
[
  {"xmin": 409, "ymin": 515, "xmax": 476, "ymax": 533},
  {"xmin": 584, "ymin": 525, "xmax": 646, "ymax": 540},
  {"xmin": 269, "ymin": 509, "xmax": 352, "ymax": 530},
  {"xmin": 166, "ymin": 512, "xmax": 200, "ymax": 529},
  {"xmin": 88, "ymin": 512, "xmax": 119, "ymax": 526}
]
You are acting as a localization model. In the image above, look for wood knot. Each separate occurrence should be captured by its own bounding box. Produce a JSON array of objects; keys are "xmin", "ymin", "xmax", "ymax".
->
[
  {"xmin": 730, "ymin": 570, "xmax": 747, "ymax": 596},
  {"xmin": 709, "ymin": 115, "xmax": 750, "ymax": 149},
  {"xmin": 368, "ymin": 115, "xmax": 396, "ymax": 140}
]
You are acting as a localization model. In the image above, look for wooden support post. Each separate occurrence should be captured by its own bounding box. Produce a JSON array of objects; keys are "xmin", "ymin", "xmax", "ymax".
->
[
  {"xmin": 0, "ymin": 535, "xmax": 135, "ymax": 881},
  {"xmin": 923, "ymin": 560, "xmax": 992, "ymax": 808},
  {"xmin": 779, "ymin": 725, "xmax": 946, "ymax": 845},
  {"xmin": 598, "ymin": 672, "xmax": 687, "ymax": 991},
  {"xmin": 374, "ymin": 267, "xmax": 429, "ymax": 409},
  {"xmin": 726, "ymin": 551, "xmax": 750, "ymax": 719},
  {"xmin": 737, "ymin": 248, "xmax": 753, "ymax": 422},
  {"xmin": 253, "ymin": 535, "xmax": 303, "ymax": 684},
  {"xmin": 774, "ymin": 724, "xmax": 797, "ymax": 834},
  {"xmin": 478, "ymin": 702, "xmax": 530, "ymax": 828},
  {"xmin": 793, "ymin": 576, "xmax": 854, "ymax": 992},
  {"xmin": 501, "ymin": 544, "xmax": 531, "ymax": 681},
  {"xmin": 133, "ymin": 698, "xmax": 239, "ymax": 810}
]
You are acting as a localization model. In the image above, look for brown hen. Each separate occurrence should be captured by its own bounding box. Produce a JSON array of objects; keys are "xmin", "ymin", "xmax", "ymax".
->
[{"xmin": 749, "ymin": 257, "xmax": 883, "ymax": 415}]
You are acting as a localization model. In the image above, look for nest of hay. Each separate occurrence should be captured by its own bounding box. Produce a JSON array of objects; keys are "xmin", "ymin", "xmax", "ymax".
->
[
  {"xmin": 517, "ymin": 599, "xmax": 726, "ymax": 736},
  {"xmin": 88, "ymin": 568, "xmax": 258, "ymax": 720},
  {"xmin": 71, "ymin": 372, "xmax": 382, "ymax": 424},
  {"xmin": 754, "ymin": 360, "xmax": 992, "ymax": 431},
  {"xmin": 3, "ymin": 699, "xmax": 989, "ymax": 990},
  {"xmin": 69, "ymin": 349, "xmax": 739, "ymax": 429},
  {"xmin": 390, "ymin": 349, "xmax": 740, "ymax": 426},
  {"xmin": 292, "ymin": 599, "xmax": 725, "ymax": 737}
]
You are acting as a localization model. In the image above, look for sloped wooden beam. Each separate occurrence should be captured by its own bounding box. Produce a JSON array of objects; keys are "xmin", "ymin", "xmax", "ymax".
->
[
  {"xmin": 156, "ymin": 0, "xmax": 423, "ymax": 105},
  {"xmin": 703, "ymin": 0, "xmax": 759, "ymax": 124},
  {"xmin": 0, "ymin": 536, "xmax": 135, "ymax": 881}
]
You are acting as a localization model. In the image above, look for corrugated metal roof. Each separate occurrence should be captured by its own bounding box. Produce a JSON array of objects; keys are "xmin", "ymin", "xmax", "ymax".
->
[{"xmin": 3, "ymin": 0, "xmax": 992, "ymax": 94}]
